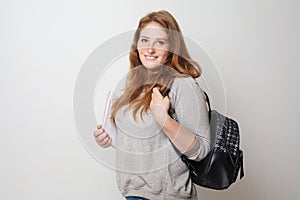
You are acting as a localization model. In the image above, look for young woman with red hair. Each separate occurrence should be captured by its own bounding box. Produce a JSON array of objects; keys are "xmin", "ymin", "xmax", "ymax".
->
[{"xmin": 94, "ymin": 10, "xmax": 211, "ymax": 200}]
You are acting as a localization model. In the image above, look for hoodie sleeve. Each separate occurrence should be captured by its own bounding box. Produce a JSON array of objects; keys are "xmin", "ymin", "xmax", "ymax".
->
[{"xmin": 169, "ymin": 77, "xmax": 212, "ymax": 161}]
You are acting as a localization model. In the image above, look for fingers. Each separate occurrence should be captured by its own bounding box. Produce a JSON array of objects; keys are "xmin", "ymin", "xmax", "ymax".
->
[
  {"xmin": 152, "ymin": 87, "xmax": 162, "ymax": 101},
  {"xmin": 95, "ymin": 133, "xmax": 112, "ymax": 147},
  {"xmin": 94, "ymin": 129, "xmax": 106, "ymax": 141},
  {"xmin": 150, "ymin": 87, "xmax": 170, "ymax": 126},
  {"xmin": 94, "ymin": 126, "xmax": 112, "ymax": 148},
  {"xmin": 151, "ymin": 87, "xmax": 169, "ymax": 107},
  {"xmin": 102, "ymin": 137, "xmax": 112, "ymax": 148},
  {"xmin": 96, "ymin": 133, "xmax": 109, "ymax": 144},
  {"xmin": 152, "ymin": 87, "xmax": 169, "ymax": 99},
  {"xmin": 152, "ymin": 87, "xmax": 160, "ymax": 93},
  {"xmin": 152, "ymin": 87, "xmax": 162, "ymax": 96},
  {"xmin": 93, "ymin": 127, "xmax": 104, "ymax": 138}
]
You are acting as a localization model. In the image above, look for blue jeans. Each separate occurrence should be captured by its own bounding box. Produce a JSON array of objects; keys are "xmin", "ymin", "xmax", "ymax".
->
[{"xmin": 126, "ymin": 196, "xmax": 149, "ymax": 200}]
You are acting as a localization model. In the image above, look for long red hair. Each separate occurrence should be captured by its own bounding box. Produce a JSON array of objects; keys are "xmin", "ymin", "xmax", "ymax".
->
[{"xmin": 111, "ymin": 10, "xmax": 201, "ymax": 122}]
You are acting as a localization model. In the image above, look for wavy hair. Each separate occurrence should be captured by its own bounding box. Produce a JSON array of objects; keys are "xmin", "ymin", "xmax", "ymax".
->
[{"xmin": 111, "ymin": 10, "xmax": 201, "ymax": 122}]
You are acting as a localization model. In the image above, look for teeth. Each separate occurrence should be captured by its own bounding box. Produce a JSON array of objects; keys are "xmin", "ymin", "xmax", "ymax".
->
[{"xmin": 145, "ymin": 55, "xmax": 157, "ymax": 60}]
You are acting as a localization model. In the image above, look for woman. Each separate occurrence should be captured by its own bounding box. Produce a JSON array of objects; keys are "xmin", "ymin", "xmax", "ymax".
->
[{"xmin": 94, "ymin": 10, "xmax": 211, "ymax": 200}]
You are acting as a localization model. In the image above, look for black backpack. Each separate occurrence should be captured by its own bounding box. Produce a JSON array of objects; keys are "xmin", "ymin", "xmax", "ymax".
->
[{"xmin": 164, "ymin": 80, "xmax": 245, "ymax": 190}]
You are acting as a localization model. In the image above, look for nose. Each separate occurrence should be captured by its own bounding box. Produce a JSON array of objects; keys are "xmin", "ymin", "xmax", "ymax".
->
[{"xmin": 147, "ymin": 46, "xmax": 155, "ymax": 54}]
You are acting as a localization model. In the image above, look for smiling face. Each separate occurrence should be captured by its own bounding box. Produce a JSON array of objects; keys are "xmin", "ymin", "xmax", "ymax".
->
[{"xmin": 137, "ymin": 22, "xmax": 170, "ymax": 72}]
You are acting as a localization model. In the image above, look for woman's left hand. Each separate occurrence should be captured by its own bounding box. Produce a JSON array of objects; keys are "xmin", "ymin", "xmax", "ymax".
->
[{"xmin": 150, "ymin": 87, "xmax": 170, "ymax": 127}]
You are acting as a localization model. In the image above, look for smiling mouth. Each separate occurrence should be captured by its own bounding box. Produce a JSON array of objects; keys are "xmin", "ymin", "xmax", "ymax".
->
[{"xmin": 145, "ymin": 55, "xmax": 158, "ymax": 60}]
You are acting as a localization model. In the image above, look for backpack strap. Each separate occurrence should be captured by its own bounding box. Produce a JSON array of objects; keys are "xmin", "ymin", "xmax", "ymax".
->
[
  {"xmin": 202, "ymin": 91, "xmax": 212, "ymax": 122},
  {"xmin": 193, "ymin": 79, "xmax": 212, "ymax": 122},
  {"xmin": 160, "ymin": 77, "xmax": 174, "ymax": 96},
  {"xmin": 239, "ymin": 150, "xmax": 245, "ymax": 179}
]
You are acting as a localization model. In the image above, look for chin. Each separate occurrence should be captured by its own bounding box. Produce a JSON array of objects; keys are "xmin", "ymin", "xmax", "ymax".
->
[{"xmin": 143, "ymin": 63, "xmax": 161, "ymax": 71}]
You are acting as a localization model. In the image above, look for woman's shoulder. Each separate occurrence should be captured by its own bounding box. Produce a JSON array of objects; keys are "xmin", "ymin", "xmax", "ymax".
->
[
  {"xmin": 172, "ymin": 76, "xmax": 198, "ymax": 91},
  {"xmin": 169, "ymin": 76, "xmax": 206, "ymax": 112}
]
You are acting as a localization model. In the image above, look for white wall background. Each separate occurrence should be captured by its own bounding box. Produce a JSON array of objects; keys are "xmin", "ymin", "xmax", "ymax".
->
[{"xmin": 1, "ymin": 0, "xmax": 299, "ymax": 199}]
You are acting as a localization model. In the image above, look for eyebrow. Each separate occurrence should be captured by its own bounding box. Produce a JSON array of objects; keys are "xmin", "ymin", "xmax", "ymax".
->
[{"xmin": 140, "ymin": 35, "xmax": 168, "ymax": 41}]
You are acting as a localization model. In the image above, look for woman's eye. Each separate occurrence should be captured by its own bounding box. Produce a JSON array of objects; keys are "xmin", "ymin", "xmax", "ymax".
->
[
  {"xmin": 141, "ymin": 38, "xmax": 148, "ymax": 43},
  {"xmin": 156, "ymin": 41, "xmax": 165, "ymax": 46}
]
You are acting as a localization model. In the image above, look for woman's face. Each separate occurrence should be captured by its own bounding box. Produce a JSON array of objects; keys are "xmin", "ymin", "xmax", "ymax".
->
[{"xmin": 137, "ymin": 22, "xmax": 169, "ymax": 72}]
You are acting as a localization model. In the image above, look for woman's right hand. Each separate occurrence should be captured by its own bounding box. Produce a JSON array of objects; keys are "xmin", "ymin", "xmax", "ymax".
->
[{"xmin": 93, "ymin": 124, "xmax": 112, "ymax": 148}]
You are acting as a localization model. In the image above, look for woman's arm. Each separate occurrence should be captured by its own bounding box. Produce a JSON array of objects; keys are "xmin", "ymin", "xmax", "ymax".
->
[
  {"xmin": 150, "ymin": 77, "xmax": 211, "ymax": 161},
  {"xmin": 150, "ymin": 88, "xmax": 196, "ymax": 152}
]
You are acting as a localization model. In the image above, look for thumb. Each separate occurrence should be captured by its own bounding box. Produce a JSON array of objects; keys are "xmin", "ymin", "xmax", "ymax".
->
[{"xmin": 152, "ymin": 87, "xmax": 163, "ymax": 97}]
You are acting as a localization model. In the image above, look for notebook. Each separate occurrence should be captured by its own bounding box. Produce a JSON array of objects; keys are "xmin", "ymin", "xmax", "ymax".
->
[{"xmin": 102, "ymin": 91, "xmax": 117, "ymax": 147}]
